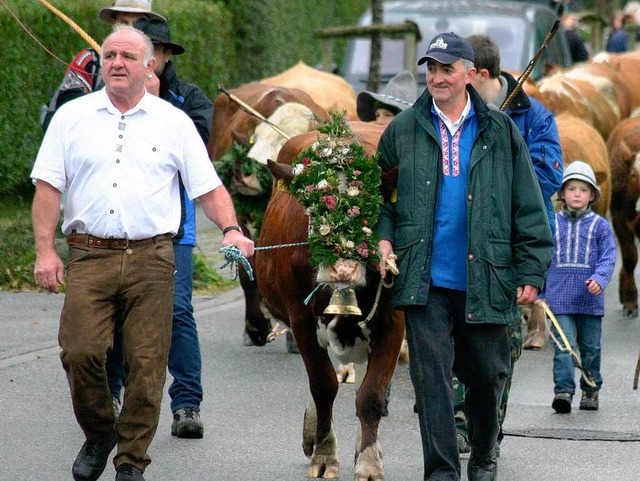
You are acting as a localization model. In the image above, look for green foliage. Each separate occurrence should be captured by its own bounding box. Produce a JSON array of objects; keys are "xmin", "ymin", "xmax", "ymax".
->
[
  {"xmin": 0, "ymin": 211, "xmax": 38, "ymax": 290},
  {"xmin": 289, "ymin": 114, "xmax": 382, "ymax": 267},
  {"xmin": 192, "ymin": 251, "xmax": 235, "ymax": 292}
]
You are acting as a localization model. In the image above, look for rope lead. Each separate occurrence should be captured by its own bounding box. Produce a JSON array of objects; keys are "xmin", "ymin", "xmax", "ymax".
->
[{"xmin": 219, "ymin": 245, "xmax": 254, "ymax": 281}]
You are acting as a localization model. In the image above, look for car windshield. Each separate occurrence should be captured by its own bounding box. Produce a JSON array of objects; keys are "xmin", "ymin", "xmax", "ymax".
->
[{"xmin": 345, "ymin": 12, "xmax": 529, "ymax": 78}]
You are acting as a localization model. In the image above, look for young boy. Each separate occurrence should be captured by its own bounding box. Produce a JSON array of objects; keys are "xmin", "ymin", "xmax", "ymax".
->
[{"xmin": 543, "ymin": 161, "xmax": 617, "ymax": 413}]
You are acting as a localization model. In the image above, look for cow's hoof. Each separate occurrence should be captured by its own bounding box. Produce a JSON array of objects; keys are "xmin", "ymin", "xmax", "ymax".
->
[
  {"xmin": 623, "ymin": 307, "xmax": 638, "ymax": 318},
  {"xmin": 307, "ymin": 460, "xmax": 339, "ymax": 479},
  {"xmin": 243, "ymin": 327, "xmax": 269, "ymax": 347}
]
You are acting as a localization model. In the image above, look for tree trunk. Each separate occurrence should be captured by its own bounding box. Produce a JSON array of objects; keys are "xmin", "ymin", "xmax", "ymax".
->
[{"xmin": 367, "ymin": 0, "xmax": 383, "ymax": 92}]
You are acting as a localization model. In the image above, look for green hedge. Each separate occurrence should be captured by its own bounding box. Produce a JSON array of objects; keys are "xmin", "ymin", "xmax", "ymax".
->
[{"xmin": 0, "ymin": 0, "xmax": 368, "ymax": 197}]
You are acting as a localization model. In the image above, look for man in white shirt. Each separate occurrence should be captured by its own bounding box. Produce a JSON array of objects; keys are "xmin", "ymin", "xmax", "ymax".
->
[{"xmin": 31, "ymin": 26, "xmax": 253, "ymax": 481}]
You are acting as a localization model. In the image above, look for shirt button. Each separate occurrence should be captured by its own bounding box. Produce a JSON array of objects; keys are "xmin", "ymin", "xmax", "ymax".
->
[
  {"xmin": 110, "ymin": 210, "xmax": 114, "ymax": 214},
  {"xmin": 121, "ymin": 116, "xmax": 125, "ymax": 120},
  {"xmin": 467, "ymin": 313, "xmax": 473, "ymax": 320},
  {"xmin": 113, "ymin": 183, "xmax": 117, "ymax": 187},
  {"xmin": 119, "ymin": 134, "xmax": 123, "ymax": 139},
  {"xmin": 426, "ymin": 181, "xmax": 431, "ymax": 186},
  {"xmin": 126, "ymin": 248, "xmax": 133, "ymax": 255},
  {"xmin": 410, "ymin": 295, "xmax": 415, "ymax": 300},
  {"xmin": 467, "ymin": 194, "xmax": 473, "ymax": 201},
  {"xmin": 483, "ymin": 145, "xmax": 487, "ymax": 150},
  {"xmin": 116, "ymin": 159, "xmax": 120, "ymax": 163},
  {"xmin": 467, "ymin": 253, "xmax": 475, "ymax": 261}
]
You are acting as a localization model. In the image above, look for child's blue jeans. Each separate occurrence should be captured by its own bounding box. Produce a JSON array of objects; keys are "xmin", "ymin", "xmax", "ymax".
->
[{"xmin": 552, "ymin": 314, "xmax": 603, "ymax": 394}]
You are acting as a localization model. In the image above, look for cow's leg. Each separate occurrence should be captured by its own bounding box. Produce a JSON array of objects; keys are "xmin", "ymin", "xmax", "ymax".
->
[
  {"xmin": 291, "ymin": 312, "xmax": 340, "ymax": 479},
  {"xmin": 612, "ymin": 212, "xmax": 639, "ymax": 317},
  {"xmin": 353, "ymin": 312, "xmax": 405, "ymax": 481}
]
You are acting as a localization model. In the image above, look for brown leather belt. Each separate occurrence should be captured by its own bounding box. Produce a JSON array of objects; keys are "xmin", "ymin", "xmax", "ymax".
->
[{"xmin": 66, "ymin": 233, "xmax": 172, "ymax": 250}]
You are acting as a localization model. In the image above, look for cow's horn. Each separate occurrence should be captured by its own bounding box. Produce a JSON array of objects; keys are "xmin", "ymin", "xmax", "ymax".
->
[{"xmin": 324, "ymin": 287, "xmax": 362, "ymax": 316}]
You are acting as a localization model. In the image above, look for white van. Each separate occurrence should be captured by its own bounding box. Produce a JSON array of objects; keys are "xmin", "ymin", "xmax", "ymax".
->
[{"xmin": 341, "ymin": 0, "xmax": 572, "ymax": 93}]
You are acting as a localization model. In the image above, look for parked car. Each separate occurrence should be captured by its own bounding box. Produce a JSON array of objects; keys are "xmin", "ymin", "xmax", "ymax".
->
[{"xmin": 341, "ymin": 0, "xmax": 572, "ymax": 93}]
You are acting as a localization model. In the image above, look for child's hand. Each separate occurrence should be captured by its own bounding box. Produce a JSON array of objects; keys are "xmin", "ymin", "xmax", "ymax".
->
[{"xmin": 585, "ymin": 279, "xmax": 602, "ymax": 295}]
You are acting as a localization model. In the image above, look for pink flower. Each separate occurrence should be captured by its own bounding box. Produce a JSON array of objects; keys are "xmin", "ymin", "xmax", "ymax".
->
[
  {"xmin": 321, "ymin": 195, "xmax": 337, "ymax": 209},
  {"xmin": 357, "ymin": 242, "xmax": 369, "ymax": 258},
  {"xmin": 353, "ymin": 170, "xmax": 362, "ymax": 176},
  {"xmin": 305, "ymin": 185, "xmax": 315, "ymax": 193},
  {"xmin": 347, "ymin": 205, "xmax": 361, "ymax": 217}
]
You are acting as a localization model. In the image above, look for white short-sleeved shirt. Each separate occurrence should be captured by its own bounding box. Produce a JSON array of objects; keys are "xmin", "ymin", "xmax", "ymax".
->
[{"xmin": 31, "ymin": 89, "xmax": 221, "ymax": 240}]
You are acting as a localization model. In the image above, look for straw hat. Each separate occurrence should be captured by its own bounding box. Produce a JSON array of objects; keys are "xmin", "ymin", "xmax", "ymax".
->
[
  {"xmin": 357, "ymin": 71, "xmax": 418, "ymax": 122},
  {"xmin": 99, "ymin": 0, "xmax": 165, "ymax": 23}
]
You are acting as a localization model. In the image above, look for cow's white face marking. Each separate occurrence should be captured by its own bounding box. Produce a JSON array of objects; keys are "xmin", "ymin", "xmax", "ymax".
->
[
  {"xmin": 316, "ymin": 316, "xmax": 370, "ymax": 365},
  {"xmin": 248, "ymin": 102, "xmax": 315, "ymax": 165}
]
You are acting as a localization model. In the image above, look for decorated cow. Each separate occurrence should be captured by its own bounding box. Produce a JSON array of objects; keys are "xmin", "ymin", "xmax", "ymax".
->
[{"xmin": 254, "ymin": 118, "xmax": 405, "ymax": 479}]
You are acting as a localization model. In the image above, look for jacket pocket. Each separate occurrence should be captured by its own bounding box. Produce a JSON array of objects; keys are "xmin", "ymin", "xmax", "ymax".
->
[
  {"xmin": 486, "ymin": 240, "xmax": 516, "ymax": 311},
  {"xmin": 394, "ymin": 226, "xmax": 424, "ymax": 291}
]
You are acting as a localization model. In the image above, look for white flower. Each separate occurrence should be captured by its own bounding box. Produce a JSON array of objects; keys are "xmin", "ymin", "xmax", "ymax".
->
[
  {"xmin": 321, "ymin": 147, "xmax": 333, "ymax": 158},
  {"xmin": 347, "ymin": 186, "xmax": 360, "ymax": 196},
  {"xmin": 343, "ymin": 240, "xmax": 355, "ymax": 249},
  {"xmin": 316, "ymin": 179, "xmax": 330, "ymax": 190},
  {"xmin": 292, "ymin": 164, "xmax": 304, "ymax": 176},
  {"xmin": 319, "ymin": 224, "xmax": 331, "ymax": 236},
  {"xmin": 362, "ymin": 226, "xmax": 373, "ymax": 236}
]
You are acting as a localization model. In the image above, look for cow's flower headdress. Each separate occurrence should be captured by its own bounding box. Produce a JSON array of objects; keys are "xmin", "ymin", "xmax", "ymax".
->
[{"xmin": 289, "ymin": 114, "xmax": 382, "ymax": 267}]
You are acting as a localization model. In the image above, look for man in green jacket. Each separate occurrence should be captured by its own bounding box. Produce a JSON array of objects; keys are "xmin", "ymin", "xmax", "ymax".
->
[{"xmin": 376, "ymin": 32, "xmax": 552, "ymax": 481}]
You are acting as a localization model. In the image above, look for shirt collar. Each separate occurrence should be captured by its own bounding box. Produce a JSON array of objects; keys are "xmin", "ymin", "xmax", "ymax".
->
[
  {"xmin": 97, "ymin": 88, "xmax": 154, "ymax": 116},
  {"xmin": 432, "ymin": 91, "xmax": 473, "ymax": 135}
]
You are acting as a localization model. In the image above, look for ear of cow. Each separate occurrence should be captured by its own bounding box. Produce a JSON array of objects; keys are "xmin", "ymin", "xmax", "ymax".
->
[
  {"xmin": 595, "ymin": 171, "xmax": 608, "ymax": 186},
  {"xmin": 231, "ymin": 128, "xmax": 250, "ymax": 148},
  {"xmin": 267, "ymin": 158, "xmax": 294, "ymax": 183}
]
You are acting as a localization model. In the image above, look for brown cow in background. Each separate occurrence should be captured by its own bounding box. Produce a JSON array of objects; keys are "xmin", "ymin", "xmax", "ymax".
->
[{"xmin": 607, "ymin": 117, "xmax": 640, "ymax": 317}]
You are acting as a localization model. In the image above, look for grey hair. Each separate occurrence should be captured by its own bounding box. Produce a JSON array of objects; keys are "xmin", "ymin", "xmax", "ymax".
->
[
  {"xmin": 461, "ymin": 59, "xmax": 475, "ymax": 70},
  {"xmin": 100, "ymin": 24, "xmax": 155, "ymax": 68}
]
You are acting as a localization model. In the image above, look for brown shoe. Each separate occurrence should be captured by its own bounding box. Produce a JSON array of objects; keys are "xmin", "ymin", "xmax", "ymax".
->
[{"xmin": 579, "ymin": 391, "xmax": 599, "ymax": 411}]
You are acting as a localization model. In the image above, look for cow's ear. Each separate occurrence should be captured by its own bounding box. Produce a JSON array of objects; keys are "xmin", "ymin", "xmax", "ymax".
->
[
  {"xmin": 594, "ymin": 171, "xmax": 608, "ymax": 186},
  {"xmin": 267, "ymin": 159, "xmax": 294, "ymax": 183}
]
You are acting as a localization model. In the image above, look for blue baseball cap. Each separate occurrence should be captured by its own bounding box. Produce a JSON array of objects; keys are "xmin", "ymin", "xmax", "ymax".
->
[{"xmin": 418, "ymin": 32, "xmax": 475, "ymax": 66}]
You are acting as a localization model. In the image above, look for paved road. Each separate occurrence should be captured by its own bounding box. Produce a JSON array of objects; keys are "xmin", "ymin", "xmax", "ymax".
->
[{"xmin": 1, "ymin": 255, "xmax": 639, "ymax": 480}]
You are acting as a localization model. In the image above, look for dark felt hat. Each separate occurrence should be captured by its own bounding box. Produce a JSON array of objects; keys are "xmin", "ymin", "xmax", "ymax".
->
[{"xmin": 133, "ymin": 17, "xmax": 185, "ymax": 55}]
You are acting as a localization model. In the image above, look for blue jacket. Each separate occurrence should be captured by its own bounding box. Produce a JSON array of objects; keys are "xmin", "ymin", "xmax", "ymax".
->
[{"xmin": 502, "ymin": 72, "xmax": 563, "ymax": 234}]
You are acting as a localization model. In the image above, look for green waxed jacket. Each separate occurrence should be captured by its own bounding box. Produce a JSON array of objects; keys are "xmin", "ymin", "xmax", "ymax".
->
[{"xmin": 376, "ymin": 86, "xmax": 553, "ymax": 324}]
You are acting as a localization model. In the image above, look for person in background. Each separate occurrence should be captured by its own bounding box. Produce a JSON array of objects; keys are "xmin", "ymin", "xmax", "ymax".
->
[
  {"xmin": 606, "ymin": 10, "xmax": 629, "ymax": 53},
  {"xmin": 561, "ymin": 12, "xmax": 590, "ymax": 64},
  {"xmin": 375, "ymin": 32, "xmax": 553, "ymax": 481},
  {"xmin": 32, "ymin": 26, "xmax": 252, "ymax": 481},
  {"xmin": 543, "ymin": 161, "xmax": 616, "ymax": 414},
  {"xmin": 446, "ymin": 33, "xmax": 563, "ymax": 456},
  {"xmin": 357, "ymin": 70, "xmax": 418, "ymax": 126}
]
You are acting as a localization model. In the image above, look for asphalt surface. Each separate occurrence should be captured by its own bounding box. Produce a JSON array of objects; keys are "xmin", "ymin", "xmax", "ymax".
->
[{"xmin": 1, "ymin": 224, "xmax": 639, "ymax": 480}]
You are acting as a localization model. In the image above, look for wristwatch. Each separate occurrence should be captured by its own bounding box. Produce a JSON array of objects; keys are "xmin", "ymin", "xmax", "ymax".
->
[{"xmin": 222, "ymin": 225, "xmax": 242, "ymax": 236}]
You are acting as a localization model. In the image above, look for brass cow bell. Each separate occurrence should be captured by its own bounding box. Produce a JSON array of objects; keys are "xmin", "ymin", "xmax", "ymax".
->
[{"xmin": 324, "ymin": 287, "xmax": 362, "ymax": 316}]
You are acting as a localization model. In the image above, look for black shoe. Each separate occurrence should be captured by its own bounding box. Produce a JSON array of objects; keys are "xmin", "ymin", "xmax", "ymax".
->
[
  {"xmin": 457, "ymin": 432, "xmax": 471, "ymax": 455},
  {"xmin": 579, "ymin": 391, "xmax": 599, "ymax": 410},
  {"xmin": 171, "ymin": 407, "xmax": 204, "ymax": 439},
  {"xmin": 552, "ymin": 392, "xmax": 573, "ymax": 413},
  {"xmin": 72, "ymin": 431, "xmax": 117, "ymax": 481},
  {"xmin": 115, "ymin": 463, "xmax": 144, "ymax": 481},
  {"xmin": 468, "ymin": 450, "xmax": 498, "ymax": 481}
]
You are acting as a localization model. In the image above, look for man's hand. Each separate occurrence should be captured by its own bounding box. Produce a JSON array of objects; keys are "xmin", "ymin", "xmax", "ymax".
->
[
  {"xmin": 516, "ymin": 285, "xmax": 539, "ymax": 305},
  {"xmin": 222, "ymin": 230, "xmax": 255, "ymax": 258},
  {"xmin": 378, "ymin": 239, "xmax": 395, "ymax": 276},
  {"xmin": 34, "ymin": 252, "xmax": 64, "ymax": 293}
]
